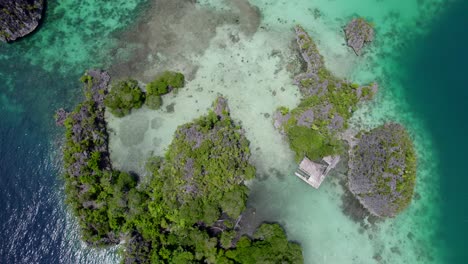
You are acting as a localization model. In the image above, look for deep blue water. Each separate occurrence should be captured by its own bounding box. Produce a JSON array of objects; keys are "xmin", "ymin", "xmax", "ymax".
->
[
  {"xmin": 0, "ymin": 60, "xmax": 81, "ymax": 263},
  {"xmin": 403, "ymin": 0, "xmax": 468, "ymax": 262}
]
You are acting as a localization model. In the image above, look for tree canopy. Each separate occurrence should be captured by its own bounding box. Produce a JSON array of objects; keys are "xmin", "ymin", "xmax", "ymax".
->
[{"xmin": 61, "ymin": 75, "xmax": 303, "ymax": 263}]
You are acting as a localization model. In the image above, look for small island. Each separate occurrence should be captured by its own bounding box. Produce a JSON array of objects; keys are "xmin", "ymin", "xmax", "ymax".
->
[
  {"xmin": 344, "ymin": 18, "xmax": 374, "ymax": 55},
  {"xmin": 58, "ymin": 71, "xmax": 303, "ymax": 263},
  {"xmin": 0, "ymin": 0, "xmax": 45, "ymax": 42},
  {"xmin": 274, "ymin": 25, "xmax": 416, "ymax": 217},
  {"xmin": 274, "ymin": 25, "xmax": 377, "ymax": 162},
  {"xmin": 348, "ymin": 123, "xmax": 417, "ymax": 218}
]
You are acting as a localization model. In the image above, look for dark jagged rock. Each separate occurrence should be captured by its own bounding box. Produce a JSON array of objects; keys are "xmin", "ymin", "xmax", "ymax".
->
[
  {"xmin": 348, "ymin": 123, "xmax": 417, "ymax": 217},
  {"xmin": 0, "ymin": 0, "xmax": 44, "ymax": 42},
  {"xmin": 294, "ymin": 26, "xmax": 324, "ymax": 74},
  {"xmin": 61, "ymin": 69, "xmax": 122, "ymax": 246},
  {"xmin": 214, "ymin": 96, "xmax": 230, "ymax": 120},
  {"xmin": 344, "ymin": 18, "xmax": 374, "ymax": 55},
  {"xmin": 54, "ymin": 108, "xmax": 69, "ymax": 126},
  {"xmin": 86, "ymin": 69, "xmax": 110, "ymax": 108},
  {"xmin": 65, "ymin": 70, "xmax": 111, "ymax": 178}
]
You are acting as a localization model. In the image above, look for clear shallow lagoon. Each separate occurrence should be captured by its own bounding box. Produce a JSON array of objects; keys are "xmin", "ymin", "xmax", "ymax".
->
[{"xmin": 1, "ymin": 0, "xmax": 466, "ymax": 263}]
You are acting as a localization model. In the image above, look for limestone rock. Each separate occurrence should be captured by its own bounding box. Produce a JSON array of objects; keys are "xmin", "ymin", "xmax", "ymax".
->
[
  {"xmin": 54, "ymin": 108, "xmax": 69, "ymax": 126},
  {"xmin": 344, "ymin": 18, "xmax": 374, "ymax": 55},
  {"xmin": 0, "ymin": 0, "xmax": 45, "ymax": 42},
  {"xmin": 348, "ymin": 123, "xmax": 417, "ymax": 217}
]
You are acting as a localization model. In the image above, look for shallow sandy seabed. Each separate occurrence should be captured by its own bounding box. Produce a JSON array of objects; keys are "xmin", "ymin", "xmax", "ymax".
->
[{"xmin": 107, "ymin": 0, "xmax": 448, "ymax": 263}]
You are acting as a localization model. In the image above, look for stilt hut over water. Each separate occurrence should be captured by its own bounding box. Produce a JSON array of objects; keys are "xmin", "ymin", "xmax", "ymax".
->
[{"xmin": 294, "ymin": 156, "xmax": 340, "ymax": 189}]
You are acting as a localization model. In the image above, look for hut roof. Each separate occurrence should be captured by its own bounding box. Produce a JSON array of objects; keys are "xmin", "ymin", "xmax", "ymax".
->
[{"xmin": 294, "ymin": 156, "xmax": 340, "ymax": 189}]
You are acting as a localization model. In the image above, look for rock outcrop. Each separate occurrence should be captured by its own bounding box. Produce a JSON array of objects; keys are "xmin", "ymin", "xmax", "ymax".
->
[
  {"xmin": 0, "ymin": 0, "xmax": 44, "ymax": 42},
  {"xmin": 344, "ymin": 18, "xmax": 374, "ymax": 55},
  {"xmin": 63, "ymin": 70, "xmax": 112, "ymax": 178},
  {"xmin": 348, "ymin": 123, "xmax": 417, "ymax": 217},
  {"xmin": 273, "ymin": 25, "xmax": 377, "ymax": 161},
  {"xmin": 54, "ymin": 108, "xmax": 69, "ymax": 126}
]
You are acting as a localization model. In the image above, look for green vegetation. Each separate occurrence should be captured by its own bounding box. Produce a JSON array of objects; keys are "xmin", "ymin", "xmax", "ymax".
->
[
  {"xmin": 355, "ymin": 18, "xmax": 374, "ymax": 40},
  {"xmin": 146, "ymin": 71, "xmax": 185, "ymax": 96},
  {"xmin": 142, "ymin": 107, "xmax": 256, "ymax": 230},
  {"xmin": 62, "ymin": 73, "xmax": 136, "ymax": 245},
  {"xmin": 145, "ymin": 71, "xmax": 185, "ymax": 110},
  {"xmin": 103, "ymin": 71, "xmax": 185, "ymax": 115},
  {"xmin": 276, "ymin": 26, "xmax": 375, "ymax": 162},
  {"xmin": 287, "ymin": 125, "xmax": 342, "ymax": 161},
  {"xmin": 61, "ymin": 74, "xmax": 303, "ymax": 262},
  {"xmin": 119, "ymin": 99, "xmax": 302, "ymax": 263},
  {"xmin": 225, "ymin": 224, "xmax": 304, "ymax": 264},
  {"xmin": 0, "ymin": 30, "xmax": 11, "ymax": 39},
  {"xmin": 277, "ymin": 106, "xmax": 290, "ymax": 115},
  {"xmin": 104, "ymin": 79, "xmax": 145, "ymax": 117}
]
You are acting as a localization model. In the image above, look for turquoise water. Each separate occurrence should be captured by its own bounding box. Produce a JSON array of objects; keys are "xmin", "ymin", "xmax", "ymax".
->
[
  {"xmin": 403, "ymin": 2, "xmax": 468, "ymax": 261},
  {"xmin": 0, "ymin": 0, "xmax": 466, "ymax": 263}
]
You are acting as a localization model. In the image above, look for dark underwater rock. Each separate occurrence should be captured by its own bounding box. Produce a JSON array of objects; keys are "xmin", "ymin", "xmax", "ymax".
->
[
  {"xmin": 344, "ymin": 18, "xmax": 374, "ymax": 55},
  {"xmin": 0, "ymin": 0, "xmax": 44, "ymax": 42}
]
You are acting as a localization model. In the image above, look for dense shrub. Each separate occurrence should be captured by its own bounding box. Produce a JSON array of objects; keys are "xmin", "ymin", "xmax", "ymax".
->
[
  {"xmin": 145, "ymin": 71, "xmax": 185, "ymax": 110},
  {"xmin": 287, "ymin": 125, "xmax": 341, "ymax": 161},
  {"xmin": 104, "ymin": 79, "xmax": 145, "ymax": 117},
  {"xmin": 146, "ymin": 71, "xmax": 185, "ymax": 96}
]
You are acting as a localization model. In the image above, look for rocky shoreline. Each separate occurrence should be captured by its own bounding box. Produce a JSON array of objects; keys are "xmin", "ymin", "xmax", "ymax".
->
[
  {"xmin": 0, "ymin": 0, "xmax": 45, "ymax": 42},
  {"xmin": 57, "ymin": 70, "xmax": 122, "ymax": 245}
]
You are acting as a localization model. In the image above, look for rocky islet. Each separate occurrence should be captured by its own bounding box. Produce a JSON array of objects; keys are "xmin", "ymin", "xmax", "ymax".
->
[
  {"xmin": 348, "ymin": 123, "xmax": 417, "ymax": 218},
  {"xmin": 0, "ymin": 0, "xmax": 44, "ymax": 42},
  {"xmin": 344, "ymin": 18, "xmax": 375, "ymax": 55}
]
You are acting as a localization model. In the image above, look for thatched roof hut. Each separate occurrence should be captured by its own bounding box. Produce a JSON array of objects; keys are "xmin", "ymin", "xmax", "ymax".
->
[{"xmin": 294, "ymin": 156, "xmax": 340, "ymax": 189}]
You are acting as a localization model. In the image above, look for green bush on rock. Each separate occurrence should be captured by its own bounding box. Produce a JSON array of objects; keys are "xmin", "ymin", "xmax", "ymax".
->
[
  {"xmin": 146, "ymin": 71, "xmax": 185, "ymax": 96},
  {"xmin": 287, "ymin": 125, "xmax": 342, "ymax": 161},
  {"xmin": 104, "ymin": 79, "xmax": 145, "ymax": 117},
  {"xmin": 145, "ymin": 71, "xmax": 185, "ymax": 110},
  {"xmin": 62, "ymin": 70, "xmax": 138, "ymax": 246}
]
